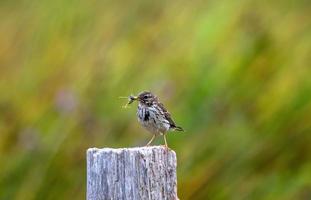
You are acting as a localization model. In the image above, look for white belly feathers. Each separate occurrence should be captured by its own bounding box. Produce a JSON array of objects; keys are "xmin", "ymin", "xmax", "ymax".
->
[{"xmin": 137, "ymin": 104, "xmax": 170, "ymax": 134}]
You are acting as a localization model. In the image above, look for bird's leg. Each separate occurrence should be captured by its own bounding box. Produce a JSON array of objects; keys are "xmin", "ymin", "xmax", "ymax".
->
[
  {"xmin": 163, "ymin": 134, "xmax": 168, "ymax": 149},
  {"xmin": 145, "ymin": 134, "xmax": 156, "ymax": 146}
]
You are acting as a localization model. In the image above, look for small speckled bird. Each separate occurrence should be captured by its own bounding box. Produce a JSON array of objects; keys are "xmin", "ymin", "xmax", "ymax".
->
[{"xmin": 125, "ymin": 91, "xmax": 183, "ymax": 148}]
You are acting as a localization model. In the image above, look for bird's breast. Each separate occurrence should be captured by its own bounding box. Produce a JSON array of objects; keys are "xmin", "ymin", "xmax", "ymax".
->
[
  {"xmin": 137, "ymin": 104, "xmax": 152, "ymax": 122},
  {"xmin": 137, "ymin": 104, "xmax": 170, "ymax": 134}
]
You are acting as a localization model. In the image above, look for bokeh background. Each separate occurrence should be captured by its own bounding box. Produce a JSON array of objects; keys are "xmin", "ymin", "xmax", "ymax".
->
[{"xmin": 1, "ymin": 0, "xmax": 311, "ymax": 199}]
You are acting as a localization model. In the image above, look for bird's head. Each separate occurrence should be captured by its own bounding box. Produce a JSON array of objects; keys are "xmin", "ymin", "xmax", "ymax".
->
[
  {"xmin": 122, "ymin": 91, "xmax": 157, "ymax": 107},
  {"xmin": 137, "ymin": 91, "xmax": 157, "ymax": 106}
]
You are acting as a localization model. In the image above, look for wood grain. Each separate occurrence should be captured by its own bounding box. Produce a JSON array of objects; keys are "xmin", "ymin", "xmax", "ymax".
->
[{"xmin": 87, "ymin": 146, "xmax": 178, "ymax": 200}]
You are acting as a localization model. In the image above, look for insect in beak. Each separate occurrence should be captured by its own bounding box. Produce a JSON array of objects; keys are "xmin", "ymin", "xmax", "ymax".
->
[{"xmin": 119, "ymin": 95, "xmax": 137, "ymax": 108}]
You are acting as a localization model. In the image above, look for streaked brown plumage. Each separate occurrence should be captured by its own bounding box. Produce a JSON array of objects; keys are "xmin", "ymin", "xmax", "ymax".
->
[{"xmin": 126, "ymin": 91, "xmax": 183, "ymax": 148}]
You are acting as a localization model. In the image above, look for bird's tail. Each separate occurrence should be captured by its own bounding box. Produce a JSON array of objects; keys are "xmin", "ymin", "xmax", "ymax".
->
[{"xmin": 172, "ymin": 126, "xmax": 184, "ymax": 132}]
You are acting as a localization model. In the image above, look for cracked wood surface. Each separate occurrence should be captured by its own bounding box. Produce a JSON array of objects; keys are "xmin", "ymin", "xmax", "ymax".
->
[{"xmin": 87, "ymin": 146, "xmax": 178, "ymax": 200}]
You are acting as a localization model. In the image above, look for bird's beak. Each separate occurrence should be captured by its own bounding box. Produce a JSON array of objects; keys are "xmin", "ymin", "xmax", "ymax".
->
[
  {"xmin": 128, "ymin": 95, "xmax": 137, "ymax": 104},
  {"xmin": 119, "ymin": 95, "xmax": 138, "ymax": 108}
]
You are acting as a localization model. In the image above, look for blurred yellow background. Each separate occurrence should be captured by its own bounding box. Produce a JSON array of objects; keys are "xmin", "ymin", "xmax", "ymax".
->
[{"xmin": 0, "ymin": 0, "xmax": 310, "ymax": 199}]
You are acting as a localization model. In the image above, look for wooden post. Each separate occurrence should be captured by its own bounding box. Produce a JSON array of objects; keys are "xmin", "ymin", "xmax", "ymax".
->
[{"xmin": 87, "ymin": 146, "xmax": 178, "ymax": 200}]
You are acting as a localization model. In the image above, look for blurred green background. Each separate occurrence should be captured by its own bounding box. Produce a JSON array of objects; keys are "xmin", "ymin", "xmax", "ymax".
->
[{"xmin": 1, "ymin": 0, "xmax": 310, "ymax": 199}]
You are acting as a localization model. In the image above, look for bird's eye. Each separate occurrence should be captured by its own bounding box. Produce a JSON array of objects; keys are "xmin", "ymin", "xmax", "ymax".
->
[{"xmin": 143, "ymin": 95, "xmax": 148, "ymax": 99}]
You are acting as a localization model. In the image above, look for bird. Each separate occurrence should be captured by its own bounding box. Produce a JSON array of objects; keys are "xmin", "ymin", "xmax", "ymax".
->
[{"xmin": 123, "ymin": 91, "xmax": 183, "ymax": 148}]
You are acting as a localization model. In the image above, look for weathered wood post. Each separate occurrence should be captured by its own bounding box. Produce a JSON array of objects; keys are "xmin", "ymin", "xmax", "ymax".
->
[{"xmin": 87, "ymin": 146, "xmax": 178, "ymax": 200}]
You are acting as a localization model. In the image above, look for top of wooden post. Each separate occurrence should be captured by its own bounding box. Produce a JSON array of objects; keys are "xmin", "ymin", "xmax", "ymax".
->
[
  {"xmin": 87, "ymin": 146, "xmax": 178, "ymax": 200},
  {"xmin": 87, "ymin": 146, "xmax": 176, "ymax": 156}
]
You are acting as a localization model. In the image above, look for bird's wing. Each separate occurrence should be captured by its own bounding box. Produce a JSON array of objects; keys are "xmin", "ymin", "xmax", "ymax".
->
[{"xmin": 157, "ymin": 102, "xmax": 177, "ymax": 127}]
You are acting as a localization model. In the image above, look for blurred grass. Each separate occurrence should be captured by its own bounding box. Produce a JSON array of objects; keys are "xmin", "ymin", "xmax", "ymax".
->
[{"xmin": 0, "ymin": 0, "xmax": 311, "ymax": 199}]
